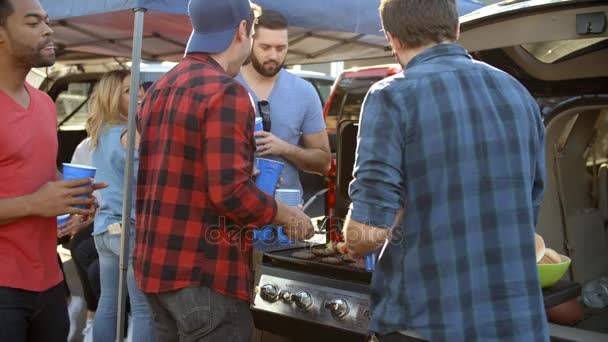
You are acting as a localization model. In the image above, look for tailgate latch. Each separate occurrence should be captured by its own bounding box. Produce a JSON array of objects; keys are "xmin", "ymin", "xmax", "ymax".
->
[{"xmin": 576, "ymin": 12, "xmax": 606, "ymax": 35}]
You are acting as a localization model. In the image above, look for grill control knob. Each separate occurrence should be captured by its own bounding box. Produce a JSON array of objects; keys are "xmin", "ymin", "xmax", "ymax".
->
[
  {"xmin": 325, "ymin": 298, "xmax": 350, "ymax": 320},
  {"xmin": 279, "ymin": 290, "xmax": 293, "ymax": 304},
  {"xmin": 292, "ymin": 291, "xmax": 313, "ymax": 310},
  {"xmin": 258, "ymin": 284, "xmax": 279, "ymax": 303}
]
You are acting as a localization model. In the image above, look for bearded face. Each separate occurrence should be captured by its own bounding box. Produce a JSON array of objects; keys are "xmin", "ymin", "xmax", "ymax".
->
[
  {"xmin": 250, "ymin": 48, "xmax": 284, "ymax": 77},
  {"xmin": 5, "ymin": 29, "xmax": 55, "ymax": 67},
  {"xmin": 249, "ymin": 27, "xmax": 288, "ymax": 78},
  {"xmin": 0, "ymin": 0, "xmax": 55, "ymax": 68}
]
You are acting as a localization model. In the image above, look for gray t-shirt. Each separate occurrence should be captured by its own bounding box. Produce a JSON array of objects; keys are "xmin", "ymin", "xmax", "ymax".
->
[{"xmin": 236, "ymin": 69, "xmax": 325, "ymax": 202}]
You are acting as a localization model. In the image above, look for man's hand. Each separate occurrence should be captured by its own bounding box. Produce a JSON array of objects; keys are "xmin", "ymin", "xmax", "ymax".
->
[
  {"xmin": 254, "ymin": 131, "xmax": 290, "ymax": 156},
  {"xmin": 57, "ymin": 213, "xmax": 95, "ymax": 238},
  {"xmin": 343, "ymin": 210, "xmax": 392, "ymax": 259},
  {"xmin": 347, "ymin": 246, "xmax": 367, "ymax": 261},
  {"xmin": 280, "ymin": 206, "xmax": 315, "ymax": 241},
  {"xmin": 28, "ymin": 178, "xmax": 108, "ymax": 217}
]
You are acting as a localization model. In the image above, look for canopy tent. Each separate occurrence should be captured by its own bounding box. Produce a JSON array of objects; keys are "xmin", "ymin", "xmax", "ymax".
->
[
  {"xmin": 43, "ymin": 0, "xmax": 484, "ymax": 65},
  {"xmin": 39, "ymin": 1, "xmax": 485, "ymax": 340}
]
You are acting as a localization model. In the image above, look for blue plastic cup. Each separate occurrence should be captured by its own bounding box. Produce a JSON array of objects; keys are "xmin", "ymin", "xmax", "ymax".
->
[
  {"xmin": 274, "ymin": 189, "xmax": 299, "ymax": 244},
  {"xmin": 277, "ymin": 226, "xmax": 294, "ymax": 244},
  {"xmin": 254, "ymin": 117, "xmax": 264, "ymax": 134},
  {"xmin": 254, "ymin": 117, "xmax": 264, "ymax": 158},
  {"xmin": 260, "ymin": 225, "xmax": 274, "ymax": 240},
  {"xmin": 275, "ymin": 189, "xmax": 301, "ymax": 207},
  {"xmin": 57, "ymin": 214, "xmax": 70, "ymax": 230},
  {"xmin": 62, "ymin": 163, "xmax": 96, "ymax": 208},
  {"xmin": 256, "ymin": 158, "xmax": 284, "ymax": 196},
  {"xmin": 366, "ymin": 251, "xmax": 379, "ymax": 272},
  {"xmin": 253, "ymin": 226, "xmax": 274, "ymax": 242}
]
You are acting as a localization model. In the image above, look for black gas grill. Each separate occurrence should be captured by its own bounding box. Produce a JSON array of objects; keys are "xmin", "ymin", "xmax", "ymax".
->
[{"xmin": 252, "ymin": 244, "xmax": 371, "ymax": 341}]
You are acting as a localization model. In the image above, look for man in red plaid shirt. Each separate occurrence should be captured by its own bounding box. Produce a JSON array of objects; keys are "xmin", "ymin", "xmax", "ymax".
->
[{"xmin": 134, "ymin": 0, "xmax": 314, "ymax": 340}]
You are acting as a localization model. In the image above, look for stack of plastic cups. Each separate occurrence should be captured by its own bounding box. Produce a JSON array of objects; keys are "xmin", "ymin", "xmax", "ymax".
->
[
  {"xmin": 62, "ymin": 163, "xmax": 97, "ymax": 208},
  {"xmin": 275, "ymin": 189, "xmax": 301, "ymax": 244},
  {"xmin": 275, "ymin": 189, "xmax": 301, "ymax": 206},
  {"xmin": 254, "ymin": 158, "xmax": 284, "ymax": 243}
]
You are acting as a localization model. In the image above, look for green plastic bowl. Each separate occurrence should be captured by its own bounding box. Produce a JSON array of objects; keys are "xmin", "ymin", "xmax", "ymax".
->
[{"xmin": 537, "ymin": 255, "xmax": 571, "ymax": 288}]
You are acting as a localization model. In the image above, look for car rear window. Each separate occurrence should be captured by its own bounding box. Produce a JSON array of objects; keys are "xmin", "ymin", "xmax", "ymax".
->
[
  {"xmin": 522, "ymin": 37, "xmax": 608, "ymax": 64},
  {"xmin": 326, "ymin": 76, "xmax": 384, "ymax": 130},
  {"xmin": 309, "ymin": 78, "xmax": 334, "ymax": 106},
  {"xmin": 56, "ymin": 81, "xmax": 95, "ymax": 130}
]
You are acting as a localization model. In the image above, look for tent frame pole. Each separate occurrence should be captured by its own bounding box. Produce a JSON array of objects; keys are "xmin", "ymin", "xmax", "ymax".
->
[{"xmin": 116, "ymin": 7, "xmax": 146, "ymax": 342}]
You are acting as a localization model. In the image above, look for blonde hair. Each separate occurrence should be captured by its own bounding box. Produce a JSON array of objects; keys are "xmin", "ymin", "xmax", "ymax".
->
[{"xmin": 86, "ymin": 70, "xmax": 131, "ymax": 148}]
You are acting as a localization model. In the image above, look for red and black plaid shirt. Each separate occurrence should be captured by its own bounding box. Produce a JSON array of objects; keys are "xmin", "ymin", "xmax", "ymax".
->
[{"xmin": 134, "ymin": 54, "xmax": 277, "ymax": 302}]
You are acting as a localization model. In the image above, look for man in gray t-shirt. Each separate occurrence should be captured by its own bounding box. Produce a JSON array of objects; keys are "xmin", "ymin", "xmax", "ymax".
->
[{"xmin": 236, "ymin": 10, "xmax": 330, "ymax": 203}]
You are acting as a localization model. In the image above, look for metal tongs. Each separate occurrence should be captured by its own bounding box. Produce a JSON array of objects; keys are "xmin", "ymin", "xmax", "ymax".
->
[
  {"xmin": 297, "ymin": 188, "xmax": 346, "ymax": 247},
  {"xmin": 301, "ymin": 188, "xmax": 328, "ymax": 213}
]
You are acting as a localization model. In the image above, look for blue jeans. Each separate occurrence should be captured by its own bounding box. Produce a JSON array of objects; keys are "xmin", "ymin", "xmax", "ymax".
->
[
  {"xmin": 145, "ymin": 286, "xmax": 253, "ymax": 342},
  {"xmin": 94, "ymin": 231, "xmax": 155, "ymax": 342}
]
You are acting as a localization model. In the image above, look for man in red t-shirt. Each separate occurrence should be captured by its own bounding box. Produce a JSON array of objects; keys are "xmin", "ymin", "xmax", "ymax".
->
[{"xmin": 0, "ymin": 0, "xmax": 105, "ymax": 340}]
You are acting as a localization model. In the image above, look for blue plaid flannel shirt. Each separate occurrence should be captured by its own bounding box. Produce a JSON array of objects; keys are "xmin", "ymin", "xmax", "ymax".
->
[{"xmin": 349, "ymin": 44, "xmax": 549, "ymax": 341}]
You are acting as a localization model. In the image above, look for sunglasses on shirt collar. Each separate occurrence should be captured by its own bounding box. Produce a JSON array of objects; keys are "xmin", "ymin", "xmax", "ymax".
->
[{"xmin": 257, "ymin": 100, "xmax": 271, "ymax": 132}]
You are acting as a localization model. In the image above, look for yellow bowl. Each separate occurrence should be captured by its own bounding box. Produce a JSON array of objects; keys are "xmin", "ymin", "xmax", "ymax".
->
[{"xmin": 537, "ymin": 255, "xmax": 571, "ymax": 288}]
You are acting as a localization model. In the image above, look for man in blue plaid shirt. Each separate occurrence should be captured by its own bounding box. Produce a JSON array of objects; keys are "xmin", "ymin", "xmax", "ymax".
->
[{"xmin": 343, "ymin": 0, "xmax": 549, "ymax": 341}]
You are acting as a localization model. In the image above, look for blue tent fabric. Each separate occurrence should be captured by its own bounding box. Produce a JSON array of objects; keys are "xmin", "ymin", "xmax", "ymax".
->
[{"xmin": 42, "ymin": 0, "xmax": 484, "ymax": 36}]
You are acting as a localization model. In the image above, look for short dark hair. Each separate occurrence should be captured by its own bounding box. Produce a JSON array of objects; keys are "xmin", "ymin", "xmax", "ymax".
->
[
  {"xmin": 380, "ymin": 0, "xmax": 458, "ymax": 49},
  {"xmin": 256, "ymin": 9, "xmax": 288, "ymax": 30},
  {"xmin": 0, "ymin": 0, "xmax": 14, "ymax": 27}
]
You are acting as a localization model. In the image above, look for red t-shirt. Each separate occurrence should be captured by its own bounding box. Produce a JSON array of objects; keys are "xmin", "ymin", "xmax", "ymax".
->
[{"xmin": 0, "ymin": 83, "xmax": 61, "ymax": 291}]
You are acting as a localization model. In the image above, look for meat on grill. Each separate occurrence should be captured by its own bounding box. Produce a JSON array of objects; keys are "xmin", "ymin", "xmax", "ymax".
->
[
  {"xmin": 291, "ymin": 251, "xmax": 316, "ymax": 260},
  {"xmin": 341, "ymin": 254, "xmax": 356, "ymax": 263},
  {"xmin": 312, "ymin": 248, "xmax": 336, "ymax": 257},
  {"xmin": 320, "ymin": 257, "xmax": 344, "ymax": 265}
]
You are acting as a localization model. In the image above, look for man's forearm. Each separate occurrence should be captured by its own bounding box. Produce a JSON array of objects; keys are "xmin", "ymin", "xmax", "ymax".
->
[
  {"xmin": 343, "ymin": 211, "xmax": 390, "ymax": 257},
  {"xmin": 271, "ymin": 200, "xmax": 314, "ymax": 241},
  {"xmin": 0, "ymin": 196, "xmax": 33, "ymax": 225},
  {"xmin": 272, "ymin": 200, "xmax": 298, "ymax": 226},
  {"xmin": 282, "ymin": 144, "xmax": 330, "ymax": 175}
]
